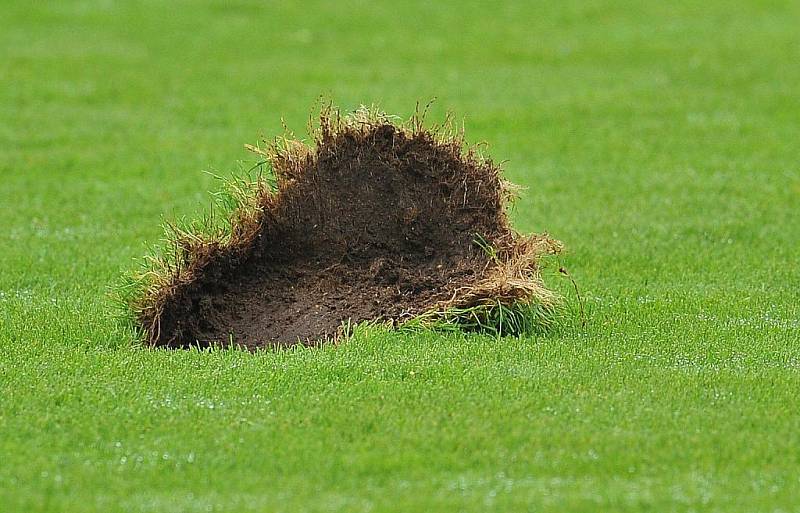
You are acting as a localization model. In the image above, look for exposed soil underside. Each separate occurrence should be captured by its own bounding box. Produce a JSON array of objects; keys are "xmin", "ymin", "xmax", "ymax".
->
[{"xmin": 149, "ymin": 122, "xmax": 518, "ymax": 348}]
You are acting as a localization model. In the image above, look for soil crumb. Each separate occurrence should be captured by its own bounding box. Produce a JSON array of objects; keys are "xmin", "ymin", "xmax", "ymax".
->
[{"xmin": 133, "ymin": 107, "xmax": 561, "ymax": 348}]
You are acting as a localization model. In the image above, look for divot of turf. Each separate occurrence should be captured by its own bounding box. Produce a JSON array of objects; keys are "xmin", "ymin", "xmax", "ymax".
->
[{"xmin": 127, "ymin": 105, "xmax": 563, "ymax": 348}]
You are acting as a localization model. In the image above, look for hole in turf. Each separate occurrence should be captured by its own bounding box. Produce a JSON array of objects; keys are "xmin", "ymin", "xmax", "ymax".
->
[{"xmin": 126, "ymin": 105, "xmax": 563, "ymax": 348}]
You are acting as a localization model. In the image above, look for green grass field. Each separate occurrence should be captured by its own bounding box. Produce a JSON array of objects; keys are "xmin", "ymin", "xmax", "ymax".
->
[{"xmin": 2, "ymin": 1, "xmax": 799, "ymax": 511}]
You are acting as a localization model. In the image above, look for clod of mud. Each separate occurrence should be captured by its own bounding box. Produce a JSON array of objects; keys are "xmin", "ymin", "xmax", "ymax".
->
[{"xmin": 128, "ymin": 106, "xmax": 562, "ymax": 348}]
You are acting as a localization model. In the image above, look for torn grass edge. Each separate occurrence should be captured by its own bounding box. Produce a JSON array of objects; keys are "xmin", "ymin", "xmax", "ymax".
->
[{"xmin": 112, "ymin": 102, "xmax": 570, "ymax": 347}]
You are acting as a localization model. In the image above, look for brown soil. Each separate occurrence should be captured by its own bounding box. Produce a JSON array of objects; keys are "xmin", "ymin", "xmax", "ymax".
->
[{"xmin": 137, "ymin": 110, "xmax": 558, "ymax": 348}]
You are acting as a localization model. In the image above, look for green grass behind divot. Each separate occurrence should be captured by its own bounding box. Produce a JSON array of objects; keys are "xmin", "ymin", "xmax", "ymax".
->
[{"xmin": 1, "ymin": 0, "xmax": 800, "ymax": 511}]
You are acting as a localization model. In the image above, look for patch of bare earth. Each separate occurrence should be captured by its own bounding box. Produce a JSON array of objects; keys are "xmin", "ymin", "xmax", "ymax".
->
[{"xmin": 133, "ymin": 108, "xmax": 561, "ymax": 348}]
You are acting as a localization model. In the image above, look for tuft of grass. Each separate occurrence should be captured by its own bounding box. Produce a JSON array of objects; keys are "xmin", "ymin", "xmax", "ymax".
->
[
  {"xmin": 398, "ymin": 233, "xmax": 566, "ymax": 337},
  {"xmin": 398, "ymin": 301, "xmax": 561, "ymax": 338}
]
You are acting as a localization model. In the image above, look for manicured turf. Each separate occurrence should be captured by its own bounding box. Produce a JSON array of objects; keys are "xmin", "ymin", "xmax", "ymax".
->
[{"xmin": 1, "ymin": 1, "xmax": 799, "ymax": 511}]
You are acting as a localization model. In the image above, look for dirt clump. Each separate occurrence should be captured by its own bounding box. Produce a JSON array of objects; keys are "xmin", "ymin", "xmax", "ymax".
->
[{"xmin": 130, "ymin": 107, "xmax": 562, "ymax": 348}]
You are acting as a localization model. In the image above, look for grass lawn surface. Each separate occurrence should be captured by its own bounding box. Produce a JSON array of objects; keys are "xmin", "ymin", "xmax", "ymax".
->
[{"xmin": 1, "ymin": 1, "xmax": 799, "ymax": 511}]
